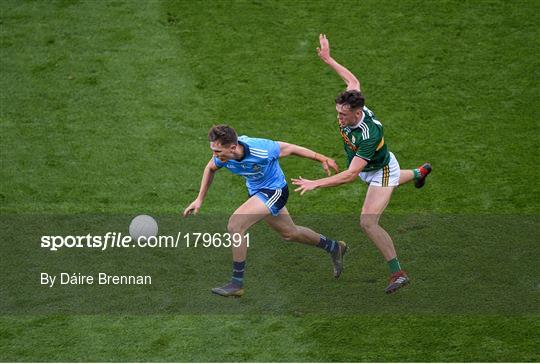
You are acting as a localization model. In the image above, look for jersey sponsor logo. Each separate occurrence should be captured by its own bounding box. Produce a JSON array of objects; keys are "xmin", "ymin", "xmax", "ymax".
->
[{"xmin": 240, "ymin": 163, "xmax": 261, "ymax": 172}]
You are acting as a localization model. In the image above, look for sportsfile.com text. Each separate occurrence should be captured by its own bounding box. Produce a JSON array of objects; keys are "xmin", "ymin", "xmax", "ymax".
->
[{"xmin": 40, "ymin": 232, "xmax": 250, "ymax": 251}]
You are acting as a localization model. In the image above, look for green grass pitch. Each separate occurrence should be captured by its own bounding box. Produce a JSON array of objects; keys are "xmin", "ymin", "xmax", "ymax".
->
[{"xmin": 1, "ymin": 0, "xmax": 539, "ymax": 361}]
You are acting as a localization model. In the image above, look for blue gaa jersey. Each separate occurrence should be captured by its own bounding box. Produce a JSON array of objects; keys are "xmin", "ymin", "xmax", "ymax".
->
[{"xmin": 213, "ymin": 136, "xmax": 286, "ymax": 195}]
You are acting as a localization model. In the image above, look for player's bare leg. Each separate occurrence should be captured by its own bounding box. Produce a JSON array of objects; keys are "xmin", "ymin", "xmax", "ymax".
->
[
  {"xmin": 399, "ymin": 170, "xmax": 415, "ymax": 185},
  {"xmin": 360, "ymin": 185, "xmax": 410, "ymax": 293},
  {"xmin": 227, "ymin": 196, "xmax": 269, "ymax": 261},
  {"xmin": 360, "ymin": 186, "xmax": 396, "ymax": 259},
  {"xmin": 212, "ymin": 196, "xmax": 269, "ymax": 297},
  {"xmin": 263, "ymin": 207, "xmax": 319, "ymax": 245},
  {"xmin": 264, "ymin": 207, "xmax": 347, "ymax": 277}
]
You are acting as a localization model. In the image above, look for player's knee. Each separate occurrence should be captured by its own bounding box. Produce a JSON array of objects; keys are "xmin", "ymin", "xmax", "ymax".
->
[
  {"xmin": 359, "ymin": 215, "xmax": 378, "ymax": 232},
  {"xmin": 280, "ymin": 228, "xmax": 298, "ymax": 242},
  {"xmin": 227, "ymin": 219, "xmax": 244, "ymax": 235}
]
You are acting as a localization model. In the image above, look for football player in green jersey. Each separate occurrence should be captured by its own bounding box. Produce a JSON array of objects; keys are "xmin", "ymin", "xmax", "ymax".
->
[{"xmin": 292, "ymin": 34, "xmax": 432, "ymax": 294}]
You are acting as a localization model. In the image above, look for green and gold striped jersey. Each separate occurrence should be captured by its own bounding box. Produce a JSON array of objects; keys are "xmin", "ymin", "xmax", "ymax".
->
[{"xmin": 339, "ymin": 106, "xmax": 390, "ymax": 172}]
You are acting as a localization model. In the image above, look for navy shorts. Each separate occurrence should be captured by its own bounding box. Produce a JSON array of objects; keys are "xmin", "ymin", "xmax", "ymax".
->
[{"xmin": 251, "ymin": 185, "xmax": 289, "ymax": 216}]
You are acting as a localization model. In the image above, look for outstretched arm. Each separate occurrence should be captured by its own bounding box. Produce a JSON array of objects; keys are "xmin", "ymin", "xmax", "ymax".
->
[
  {"xmin": 278, "ymin": 141, "xmax": 339, "ymax": 176},
  {"xmin": 292, "ymin": 156, "xmax": 367, "ymax": 195},
  {"xmin": 317, "ymin": 34, "xmax": 360, "ymax": 92},
  {"xmin": 183, "ymin": 158, "xmax": 219, "ymax": 217}
]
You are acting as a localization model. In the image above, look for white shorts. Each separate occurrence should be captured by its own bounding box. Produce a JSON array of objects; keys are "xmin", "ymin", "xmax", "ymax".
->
[{"xmin": 359, "ymin": 152, "xmax": 400, "ymax": 187}]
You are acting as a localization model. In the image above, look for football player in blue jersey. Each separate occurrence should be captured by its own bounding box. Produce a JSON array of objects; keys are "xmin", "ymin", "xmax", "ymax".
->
[{"xmin": 183, "ymin": 125, "xmax": 347, "ymax": 297}]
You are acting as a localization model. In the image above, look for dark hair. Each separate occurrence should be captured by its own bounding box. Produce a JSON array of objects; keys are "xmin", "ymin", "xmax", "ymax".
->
[
  {"xmin": 335, "ymin": 90, "xmax": 365, "ymax": 109},
  {"xmin": 208, "ymin": 124, "xmax": 238, "ymax": 146}
]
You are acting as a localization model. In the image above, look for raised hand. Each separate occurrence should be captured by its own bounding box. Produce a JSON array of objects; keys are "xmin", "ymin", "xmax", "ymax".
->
[{"xmin": 316, "ymin": 33, "xmax": 331, "ymax": 63}]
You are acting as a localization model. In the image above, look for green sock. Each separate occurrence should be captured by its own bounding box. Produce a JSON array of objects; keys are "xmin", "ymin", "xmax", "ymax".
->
[
  {"xmin": 387, "ymin": 257, "xmax": 402, "ymax": 273},
  {"xmin": 413, "ymin": 169, "xmax": 420, "ymax": 180}
]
